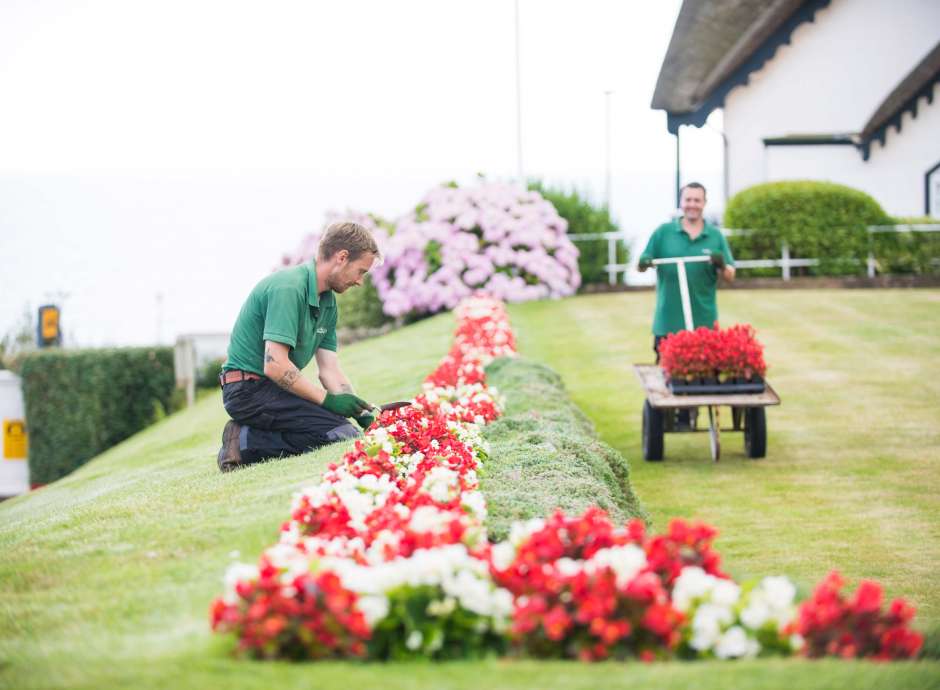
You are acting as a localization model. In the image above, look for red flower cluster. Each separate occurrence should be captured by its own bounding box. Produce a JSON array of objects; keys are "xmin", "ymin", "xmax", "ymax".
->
[
  {"xmin": 645, "ymin": 519, "xmax": 727, "ymax": 587},
  {"xmin": 490, "ymin": 509, "xmax": 728, "ymax": 660},
  {"xmin": 792, "ymin": 571, "xmax": 923, "ymax": 660},
  {"xmin": 659, "ymin": 324, "xmax": 767, "ymax": 380},
  {"xmin": 210, "ymin": 563, "xmax": 370, "ymax": 659}
]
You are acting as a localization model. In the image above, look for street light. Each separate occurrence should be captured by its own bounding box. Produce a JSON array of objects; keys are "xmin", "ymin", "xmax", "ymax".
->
[{"xmin": 604, "ymin": 90, "xmax": 613, "ymax": 209}]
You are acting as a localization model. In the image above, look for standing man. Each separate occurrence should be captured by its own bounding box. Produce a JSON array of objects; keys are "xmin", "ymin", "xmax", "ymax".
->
[
  {"xmin": 216, "ymin": 221, "xmax": 380, "ymax": 472},
  {"xmin": 638, "ymin": 182, "xmax": 736, "ymax": 361}
]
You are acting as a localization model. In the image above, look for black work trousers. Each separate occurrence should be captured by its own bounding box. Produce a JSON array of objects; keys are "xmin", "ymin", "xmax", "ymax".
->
[{"xmin": 221, "ymin": 378, "xmax": 359, "ymax": 464}]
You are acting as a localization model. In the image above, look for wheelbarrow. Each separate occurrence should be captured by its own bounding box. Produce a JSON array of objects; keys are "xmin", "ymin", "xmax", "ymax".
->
[{"xmin": 634, "ymin": 255, "xmax": 781, "ymax": 462}]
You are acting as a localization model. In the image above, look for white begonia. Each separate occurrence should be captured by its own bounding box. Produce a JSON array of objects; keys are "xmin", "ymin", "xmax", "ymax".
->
[
  {"xmin": 741, "ymin": 575, "xmax": 797, "ymax": 630},
  {"xmin": 357, "ymin": 594, "xmax": 390, "ymax": 627},
  {"xmin": 490, "ymin": 541, "xmax": 516, "ymax": 572},
  {"xmin": 690, "ymin": 603, "xmax": 735, "ymax": 651},
  {"xmin": 422, "ymin": 465, "xmax": 459, "ymax": 502},
  {"xmin": 509, "ymin": 517, "xmax": 545, "ymax": 547},
  {"xmin": 409, "ymin": 506, "xmax": 455, "ymax": 535},
  {"xmin": 711, "ymin": 579, "xmax": 742, "ymax": 607},
  {"xmin": 672, "ymin": 566, "xmax": 715, "ymax": 612},
  {"xmin": 714, "ymin": 626, "xmax": 760, "ymax": 659},
  {"xmin": 222, "ymin": 562, "xmax": 259, "ymax": 604},
  {"xmin": 555, "ymin": 558, "xmax": 583, "ymax": 577},
  {"xmin": 741, "ymin": 599, "xmax": 771, "ymax": 630},
  {"xmin": 461, "ymin": 490, "xmax": 487, "ymax": 522},
  {"xmin": 586, "ymin": 544, "xmax": 647, "ymax": 587}
]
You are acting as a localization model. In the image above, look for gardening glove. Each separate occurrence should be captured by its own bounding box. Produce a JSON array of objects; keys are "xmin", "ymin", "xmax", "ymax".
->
[
  {"xmin": 322, "ymin": 392, "xmax": 372, "ymax": 418},
  {"xmin": 710, "ymin": 252, "xmax": 726, "ymax": 270},
  {"xmin": 638, "ymin": 257, "xmax": 653, "ymax": 271},
  {"xmin": 354, "ymin": 412, "xmax": 376, "ymax": 430}
]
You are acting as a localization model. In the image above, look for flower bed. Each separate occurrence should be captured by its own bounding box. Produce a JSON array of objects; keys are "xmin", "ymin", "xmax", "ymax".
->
[
  {"xmin": 211, "ymin": 298, "xmax": 922, "ymax": 662},
  {"xmin": 659, "ymin": 324, "xmax": 767, "ymax": 395}
]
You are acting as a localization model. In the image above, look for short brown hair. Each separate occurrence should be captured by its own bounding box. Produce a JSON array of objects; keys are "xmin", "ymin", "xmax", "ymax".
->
[
  {"xmin": 680, "ymin": 182, "xmax": 707, "ymax": 197},
  {"xmin": 318, "ymin": 221, "xmax": 381, "ymax": 262}
]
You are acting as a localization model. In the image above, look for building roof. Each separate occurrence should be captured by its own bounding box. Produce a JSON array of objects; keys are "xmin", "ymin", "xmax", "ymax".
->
[
  {"xmin": 651, "ymin": 0, "xmax": 831, "ymax": 133},
  {"xmin": 859, "ymin": 41, "xmax": 940, "ymax": 160}
]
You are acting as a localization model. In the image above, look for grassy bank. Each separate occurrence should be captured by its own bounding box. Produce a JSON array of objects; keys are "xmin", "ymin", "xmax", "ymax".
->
[
  {"xmin": 481, "ymin": 357, "xmax": 646, "ymax": 539},
  {"xmin": 1, "ymin": 290, "xmax": 938, "ymax": 688}
]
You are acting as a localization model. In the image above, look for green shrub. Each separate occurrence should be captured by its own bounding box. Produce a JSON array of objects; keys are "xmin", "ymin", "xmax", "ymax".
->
[
  {"xmin": 20, "ymin": 347, "xmax": 178, "ymax": 484},
  {"xmin": 195, "ymin": 357, "xmax": 225, "ymax": 390},
  {"xmin": 335, "ymin": 275, "xmax": 391, "ymax": 329},
  {"xmin": 723, "ymin": 180, "xmax": 890, "ymax": 276},
  {"xmin": 528, "ymin": 181, "xmax": 628, "ymax": 285},
  {"xmin": 481, "ymin": 356, "xmax": 647, "ymax": 541},
  {"xmin": 871, "ymin": 216, "xmax": 940, "ymax": 275}
]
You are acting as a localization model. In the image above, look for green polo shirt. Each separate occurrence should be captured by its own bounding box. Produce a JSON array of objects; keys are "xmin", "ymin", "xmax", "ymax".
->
[
  {"xmin": 639, "ymin": 218, "xmax": 735, "ymax": 336},
  {"xmin": 223, "ymin": 259, "xmax": 338, "ymax": 375}
]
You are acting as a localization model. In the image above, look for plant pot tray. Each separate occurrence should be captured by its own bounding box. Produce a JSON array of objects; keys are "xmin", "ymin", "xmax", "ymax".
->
[
  {"xmin": 667, "ymin": 377, "xmax": 765, "ymax": 395},
  {"xmin": 633, "ymin": 365, "xmax": 781, "ymax": 409}
]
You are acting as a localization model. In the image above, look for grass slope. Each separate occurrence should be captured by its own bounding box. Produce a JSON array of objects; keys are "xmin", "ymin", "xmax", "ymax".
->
[
  {"xmin": 1, "ymin": 291, "xmax": 938, "ymax": 689},
  {"xmin": 481, "ymin": 357, "xmax": 647, "ymax": 539}
]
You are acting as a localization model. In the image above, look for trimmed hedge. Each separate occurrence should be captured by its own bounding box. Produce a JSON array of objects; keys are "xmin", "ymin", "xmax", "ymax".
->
[
  {"xmin": 481, "ymin": 356, "xmax": 647, "ymax": 541},
  {"xmin": 724, "ymin": 180, "xmax": 890, "ymax": 276},
  {"xmin": 528, "ymin": 181, "xmax": 628, "ymax": 285},
  {"xmin": 20, "ymin": 347, "xmax": 177, "ymax": 484},
  {"xmin": 872, "ymin": 216, "xmax": 940, "ymax": 275}
]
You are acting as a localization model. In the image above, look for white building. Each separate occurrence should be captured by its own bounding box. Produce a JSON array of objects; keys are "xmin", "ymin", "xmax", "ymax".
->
[{"xmin": 652, "ymin": 0, "xmax": 940, "ymax": 217}]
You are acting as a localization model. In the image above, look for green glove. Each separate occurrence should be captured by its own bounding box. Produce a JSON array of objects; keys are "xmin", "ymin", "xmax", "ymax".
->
[
  {"xmin": 355, "ymin": 413, "xmax": 375, "ymax": 430},
  {"xmin": 323, "ymin": 392, "xmax": 371, "ymax": 418},
  {"xmin": 638, "ymin": 257, "xmax": 653, "ymax": 271},
  {"xmin": 710, "ymin": 252, "xmax": 726, "ymax": 270}
]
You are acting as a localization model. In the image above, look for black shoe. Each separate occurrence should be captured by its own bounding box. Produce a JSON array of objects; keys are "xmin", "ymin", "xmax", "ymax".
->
[{"xmin": 217, "ymin": 420, "xmax": 243, "ymax": 472}]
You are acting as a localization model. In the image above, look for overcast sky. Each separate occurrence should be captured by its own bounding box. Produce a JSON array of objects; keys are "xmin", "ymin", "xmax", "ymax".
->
[{"xmin": 0, "ymin": 0, "xmax": 725, "ymax": 346}]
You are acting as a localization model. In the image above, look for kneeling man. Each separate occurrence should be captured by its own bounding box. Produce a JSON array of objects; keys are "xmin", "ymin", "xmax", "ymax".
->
[{"xmin": 216, "ymin": 221, "xmax": 379, "ymax": 471}]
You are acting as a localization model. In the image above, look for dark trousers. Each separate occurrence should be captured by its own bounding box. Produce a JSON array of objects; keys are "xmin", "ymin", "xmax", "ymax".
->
[
  {"xmin": 222, "ymin": 378, "xmax": 359, "ymax": 464},
  {"xmin": 654, "ymin": 335, "xmax": 690, "ymax": 426},
  {"xmin": 653, "ymin": 335, "xmax": 666, "ymax": 364}
]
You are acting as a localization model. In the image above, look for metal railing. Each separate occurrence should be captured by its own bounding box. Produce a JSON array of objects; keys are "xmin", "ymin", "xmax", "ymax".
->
[{"xmin": 568, "ymin": 224, "xmax": 940, "ymax": 285}]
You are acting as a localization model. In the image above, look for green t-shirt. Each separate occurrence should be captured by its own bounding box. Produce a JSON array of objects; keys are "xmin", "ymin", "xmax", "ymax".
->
[
  {"xmin": 223, "ymin": 260, "xmax": 338, "ymax": 375},
  {"xmin": 639, "ymin": 219, "xmax": 735, "ymax": 336}
]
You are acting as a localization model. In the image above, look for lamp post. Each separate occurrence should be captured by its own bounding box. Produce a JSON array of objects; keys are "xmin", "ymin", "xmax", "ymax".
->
[
  {"xmin": 604, "ymin": 90, "xmax": 613, "ymax": 209},
  {"xmin": 514, "ymin": 0, "xmax": 524, "ymax": 184}
]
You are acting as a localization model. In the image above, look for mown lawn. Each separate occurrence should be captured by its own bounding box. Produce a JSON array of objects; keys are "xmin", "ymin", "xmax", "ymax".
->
[
  {"xmin": 509, "ymin": 289, "xmax": 940, "ymax": 627},
  {"xmin": 1, "ymin": 290, "xmax": 938, "ymax": 689}
]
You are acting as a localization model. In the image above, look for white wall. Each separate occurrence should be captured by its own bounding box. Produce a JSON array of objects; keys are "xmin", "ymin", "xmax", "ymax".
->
[
  {"xmin": 721, "ymin": 0, "xmax": 940, "ymax": 214},
  {"xmin": 766, "ymin": 99, "xmax": 940, "ymax": 216}
]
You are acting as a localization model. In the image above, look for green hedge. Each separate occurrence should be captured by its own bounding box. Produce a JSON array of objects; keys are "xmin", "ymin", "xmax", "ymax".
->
[
  {"xmin": 336, "ymin": 275, "xmax": 391, "ymax": 330},
  {"xmin": 20, "ymin": 347, "xmax": 178, "ymax": 484},
  {"xmin": 724, "ymin": 180, "xmax": 890, "ymax": 276},
  {"xmin": 871, "ymin": 216, "xmax": 940, "ymax": 275},
  {"xmin": 481, "ymin": 356, "xmax": 647, "ymax": 541},
  {"xmin": 528, "ymin": 181, "xmax": 628, "ymax": 285}
]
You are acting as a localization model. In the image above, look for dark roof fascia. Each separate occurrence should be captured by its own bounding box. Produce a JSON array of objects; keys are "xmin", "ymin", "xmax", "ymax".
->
[
  {"xmin": 664, "ymin": 0, "xmax": 831, "ymax": 134},
  {"xmin": 859, "ymin": 68, "xmax": 940, "ymax": 161},
  {"xmin": 763, "ymin": 135, "xmax": 856, "ymax": 146}
]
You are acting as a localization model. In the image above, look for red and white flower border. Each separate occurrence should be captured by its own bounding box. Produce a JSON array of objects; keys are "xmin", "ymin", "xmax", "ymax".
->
[{"xmin": 211, "ymin": 297, "xmax": 923, "ymax": 662}]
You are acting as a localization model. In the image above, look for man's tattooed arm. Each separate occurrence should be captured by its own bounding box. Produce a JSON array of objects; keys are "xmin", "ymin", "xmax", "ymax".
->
[
  {"xmin": 265, "ymin": 345, "xmax": 301, "ymax": 391},
  {"xmin": 277, "ymin": 367, "xmax": 301, "ymax": 390},
  {"xmin": 340, "ymin": 383, "xmax": 354, "ymax": 394}
]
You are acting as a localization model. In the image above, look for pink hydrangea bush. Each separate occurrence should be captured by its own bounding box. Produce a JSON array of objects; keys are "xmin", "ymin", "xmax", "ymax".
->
[{"xmin": 279, "ymin": 182, "xmax": 581, "ymax": 318}]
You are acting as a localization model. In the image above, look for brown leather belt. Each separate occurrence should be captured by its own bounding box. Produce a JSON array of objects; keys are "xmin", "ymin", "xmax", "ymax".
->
[{"xmin": 219, "ymin": 370, "xmax": 263, "ymax": 387}]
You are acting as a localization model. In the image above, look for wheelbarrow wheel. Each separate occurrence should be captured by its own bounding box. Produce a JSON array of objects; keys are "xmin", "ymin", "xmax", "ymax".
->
[
  {"xmin": 643, "ymin": 400, "xmax": 664, "ymax": 461},
  {"xmin": 743, "ymin": 407, "xmax": 767, "ymax": 459}
]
